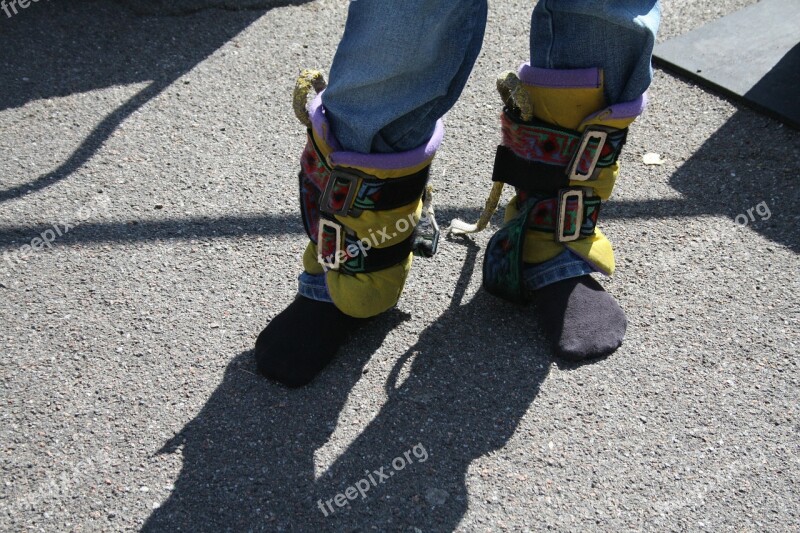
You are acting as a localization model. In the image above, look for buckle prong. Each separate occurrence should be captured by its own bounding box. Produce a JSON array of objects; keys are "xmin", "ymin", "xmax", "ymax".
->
[{"xmin": 317, "ymin": 219, "xmax": 344, "ymax": 270}]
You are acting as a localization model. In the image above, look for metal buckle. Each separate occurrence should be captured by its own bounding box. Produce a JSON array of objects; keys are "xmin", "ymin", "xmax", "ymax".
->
[
  {"xmin": 317, "ymin": 218, "xmax": 344, "ymax": 270},
  {"xmin": 556, "ymin": 189, "xmax": 585, "ymax": 243},
  {"xmin": 566, "ymin": 128, "xmax": 608, "ymax": 181},
  {"xmin": 320, "ymin": 169, "xmax": 360, "ymax": 217}
]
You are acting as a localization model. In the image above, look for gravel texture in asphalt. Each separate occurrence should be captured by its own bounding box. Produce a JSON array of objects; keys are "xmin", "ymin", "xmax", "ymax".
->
[{"xmin": 1, "ymin": 0, "xmax": 798, "ymax": 531}]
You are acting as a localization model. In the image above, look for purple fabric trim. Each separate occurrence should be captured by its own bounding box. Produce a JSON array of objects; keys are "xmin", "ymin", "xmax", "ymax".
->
[
  {"xmin": 518, "ymin": 63, "xmax": 601, "ymax": 89},
  {"xmin": 583, "ymin": 93, "xmax": 648, "ymax": 122},
  {"xmin": 309, "ymin": 92, "xmax": 444, "ymax": 170},
  {"xmin": 309, "ymin": 92, "xmax": 342, "ymax": 151},
  {"xmin": 329, "ymin": 121, "xmax": 443, "ymax": 169},
  {"xmin": 515, "ymin": 63, "xmax": 647, "ymax": 119},
  {"xmin": 608, "ymin": 92, "xmax": 647, "ymax": 119}
]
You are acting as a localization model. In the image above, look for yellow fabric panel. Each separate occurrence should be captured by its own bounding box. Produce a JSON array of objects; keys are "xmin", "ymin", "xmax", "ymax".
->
[
  {"xmin": 580, "ymin": 112, "xmax": 636, "ymax": 131},
  {"xmin": 344, "ymin": 160, "xmax": 433, "ymax": 180},
  {"xmin": 334, "ymin": 201, "xmax": 422, "ymax": 249},
  {"xmin": 565, "ymin": 230, "xmax": 614, "ymax": 276},
  {"xmin": 303, "ymin": 123, "xmax": 427, "ymax": 317},
  {"xmin": 525, "ymin": 85, "xmax": 606, "ymax": 130},
  {"xmin": 303, "ymin": 242, "xmax": 324, "ymax": 275},
  {"xmin": 303, "ymin": 242, "xmax": 414, "ymax": 318},
  {"xmin": 327, "ymin": 254, "xmax": 414, "ymax": 318},
  {"xmin": 571, "ymin": 164, "xmax": 619, "ymax": 201}
]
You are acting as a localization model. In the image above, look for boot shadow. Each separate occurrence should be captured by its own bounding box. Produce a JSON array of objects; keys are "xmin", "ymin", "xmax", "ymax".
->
[{"xmin": 143, "ymin": 242, "xmax": 552, "ymax": 531}]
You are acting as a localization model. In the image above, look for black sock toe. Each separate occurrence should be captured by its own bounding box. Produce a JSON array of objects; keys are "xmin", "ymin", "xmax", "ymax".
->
[
  {"xmin": 255, "ymin": 296, "xmax": 362, "ymax": 387},
  {"xmin": 534, "ymin": 275, "xmax": 627, "ymax": 362}
]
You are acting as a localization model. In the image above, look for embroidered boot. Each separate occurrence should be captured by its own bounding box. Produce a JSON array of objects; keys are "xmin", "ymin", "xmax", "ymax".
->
[
  {"xmin": 256, "ymin": 71, "xmax": 441, "ymax": 386},
  {"xmin": 457, "ymin": 65, "xmax": 644, "ymax": 361}
]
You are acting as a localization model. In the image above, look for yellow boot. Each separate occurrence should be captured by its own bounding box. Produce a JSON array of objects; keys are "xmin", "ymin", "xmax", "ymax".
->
[
  {"xmin": 477, "ymin": 65, "xmax": 645, "ymax": 360},
  {"xmin": 256, "ymin": 71, "xmax": 442, "ymax": 385}
]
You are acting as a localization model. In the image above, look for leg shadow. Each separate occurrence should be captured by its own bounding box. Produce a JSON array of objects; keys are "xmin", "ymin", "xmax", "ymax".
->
[
  {"xmin": 143, "ymin": 242, "xmax": 552, "ymax": 531},
  {"xmin": 305, "ymin": 241, "xmax": 551, "ymax": 531},
  {"xmin": 142, "ymin": 308, "xmax": 409, "ymax": 532}
]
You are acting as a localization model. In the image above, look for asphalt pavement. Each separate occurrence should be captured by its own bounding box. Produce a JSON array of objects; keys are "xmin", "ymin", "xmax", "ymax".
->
[{"xmin": 1, "ymin": 0, "xmax": 798, "ymax": 531}]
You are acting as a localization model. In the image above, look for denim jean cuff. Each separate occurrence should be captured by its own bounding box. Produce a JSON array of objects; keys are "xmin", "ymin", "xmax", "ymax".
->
[
  {"xmin": 298, "ymin": 272, "xmax": 333, "ymax": 303},
  {"xmin": 523, "ymin": 249, "xmax": 598, "ymax": 293}
]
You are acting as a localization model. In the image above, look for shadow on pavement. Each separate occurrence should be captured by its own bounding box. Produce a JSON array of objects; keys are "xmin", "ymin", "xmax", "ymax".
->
[
  {"xmin": 667, "ymin": 110, "xmax": 799, "ymax": 253},
  {"xmin": 4, "ymin": 2, "xmax": 796, "ymax": 531},
  {"xmin": 0, "ymin": 208, "xmax": 483, "ymax": 248},
  {"xmin": 0, "ymin": 0, "xmax": 309, "ymax": 203},
  {"xmin": 136, "ymin": 108, "xmax": 797, "ymax": 531},
  {"xmin": 143, "ymin": 242, "xmax": 551, "ymax": 531},
  {"xmin": 606, "ymin": 109, "xmax": 798, "ymax": 253}
]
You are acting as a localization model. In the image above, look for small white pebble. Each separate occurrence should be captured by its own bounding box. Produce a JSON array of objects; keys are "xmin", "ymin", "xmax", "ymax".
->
[{"xmin": 643, "ymin": 153, "xmax": 665, "ymax": 165}]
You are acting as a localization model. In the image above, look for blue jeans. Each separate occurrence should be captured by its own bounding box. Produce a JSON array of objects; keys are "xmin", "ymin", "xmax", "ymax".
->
[
  {"xmin": 323, "ymin": 0, "xmax": 661, "ymax": 153},
  {"xmin": 306, "ymin": 0, "xmax": 661, "ymax": 300}
]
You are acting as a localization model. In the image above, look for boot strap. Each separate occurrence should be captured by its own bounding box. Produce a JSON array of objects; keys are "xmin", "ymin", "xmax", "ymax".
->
[
  {"xmin": 299, "ymin": 129, "xmax": 437, "ymax": 274},
  {"xmin": 319, "ymin": 166, "xmax": 429, "ymax": 217},
  {"xmin": 498, "ymin": 110, "xmax": 628, "ymax": 185},
  {"xmin": 303, "ymin": 151, "xmax": 437, "ymax": 275},
  {"xmin": 482, "ymin": 186, "xmax": 600, "ymax": 302},
  {"xmin": 521, "ymin": 189, "xmax": 602, "ymax": 243},
  {"xmin": 314, "ymin": 188, "xmax": 440, "ymax": 274},
  {"xmin": 317, "ymin": 216, "xmax": 417, "ymax": 274},
  {"xmin": 309, "ymin": 130, "xmax": 430, "ymax": 217}
]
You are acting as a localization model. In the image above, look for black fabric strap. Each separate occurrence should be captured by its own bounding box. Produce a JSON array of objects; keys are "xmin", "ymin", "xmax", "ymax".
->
[
  {"xmin": 348, "ymin": 166, "xmax": 430, "ymax": 212},
  {"xmin": 339, "ymin": 231, "xmax": 415, "ymax": 275},
  {"xmin": 492, "ymin": 145, "xmax": 569, "ymax": 194}
]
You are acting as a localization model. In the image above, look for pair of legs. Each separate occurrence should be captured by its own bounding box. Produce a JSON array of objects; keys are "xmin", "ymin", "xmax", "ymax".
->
[
  {"xmin": 256, "ymin": 0, "xmax": 661, "ymax": 387},
  {"xmin": 324, "ymin": 0, "xmax": 660, "ymax": 153}
]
